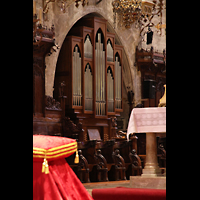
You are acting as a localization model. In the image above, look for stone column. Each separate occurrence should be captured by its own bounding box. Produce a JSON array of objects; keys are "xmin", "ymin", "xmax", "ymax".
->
[{"xmin": 142, "ymin": 132, "xmax": 161, "ymax": 177}]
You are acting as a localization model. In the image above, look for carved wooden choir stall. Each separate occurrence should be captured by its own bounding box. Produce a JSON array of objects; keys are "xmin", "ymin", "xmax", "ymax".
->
[{"xmin": 33, "ymin": 15, "xmax": 142, "ymax": 183}]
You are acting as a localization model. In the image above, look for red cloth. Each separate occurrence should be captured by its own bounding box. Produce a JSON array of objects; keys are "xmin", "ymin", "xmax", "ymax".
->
[
  {"xmin": 33, "ymin": 158, "xmax": 93, "ymax": 200},
  {"xmin": 33, "ymin": 135, "xmax": 77, "ymax": 162},
  {"xmin": 33, "ymin": 135, "xmax": 93, "ymax": 200},
  {"xmin": 92, "ymin": 187, "xmax": 166, "ymax": 200}
]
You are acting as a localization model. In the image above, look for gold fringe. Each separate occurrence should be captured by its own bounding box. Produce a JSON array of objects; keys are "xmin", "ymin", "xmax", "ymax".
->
[{"xmin": 74, "ymin": 150, "xmax": 79, "ymax": 163}]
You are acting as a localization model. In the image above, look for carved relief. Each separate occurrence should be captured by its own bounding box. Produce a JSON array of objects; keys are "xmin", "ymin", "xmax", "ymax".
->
[{"xmin": 45, "ymin": 95, "xmax": 61, "ymax": 110}]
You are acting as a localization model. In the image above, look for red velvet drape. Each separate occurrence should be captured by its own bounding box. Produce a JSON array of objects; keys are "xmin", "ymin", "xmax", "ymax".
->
[{"xmin": 33, "ymin": 158, "xmax": 93, "ymax": 200}]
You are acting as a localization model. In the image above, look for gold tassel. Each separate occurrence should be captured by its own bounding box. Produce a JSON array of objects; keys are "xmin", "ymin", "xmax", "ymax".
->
[
  {"xmin": 74, "ymin": 150, "xmax": 79, "ymax": 164},
  {"xmin": 42, "ymin": 158, "xmax": 46, "ymax": 173},
  {"xmin": 44, "ymin": 160, "xmax": 49, "ymax": 174},
  {"xmin": 42, "ymin": 152, "xmax": 49, "ymax": 174}
]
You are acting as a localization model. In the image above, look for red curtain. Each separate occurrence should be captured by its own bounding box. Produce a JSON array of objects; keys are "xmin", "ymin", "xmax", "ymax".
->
[{"xmin": 33, "ymin": 158, "xmax": 93, "ymax": 200}]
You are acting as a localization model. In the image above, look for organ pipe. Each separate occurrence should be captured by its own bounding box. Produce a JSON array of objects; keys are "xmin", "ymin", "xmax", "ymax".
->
[
  {"xmin": 95, "ymin": 33, "xmax": 106, "ymax": 115},
  {"xmin": 107, "ymin": 68, "xmax": 114, "ymax": 112},
  {"xmin": 84, "ymin": 35, "xmax": 93, "ymax": 59},
  {"xmin": 73, "ymin": 46, "xmax": 82, "ymax": 106},
  {"xmin": 115, "ymin": 56, "xmax": 122, "ymax": 109},
  {"xmin": 107, "ymin": 40, "xmax": 114, "ymax": 62},
  {"xmin": 70, "ymin": 28, "xmax": 122, "ymax": 115},
  {"xmin": 84, "ymin": 64, "xmax": 93, "ymax": 111}
]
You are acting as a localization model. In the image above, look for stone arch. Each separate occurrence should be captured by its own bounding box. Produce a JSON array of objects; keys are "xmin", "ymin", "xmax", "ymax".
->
[{"xmin": 45, "ymin": 8, "xmax": 138, "ymax": 108}]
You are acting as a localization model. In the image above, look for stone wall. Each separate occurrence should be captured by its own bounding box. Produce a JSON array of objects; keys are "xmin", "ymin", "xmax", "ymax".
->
[{"xmin": 33, "ymin": 0, "xmax": 166, "ymax": 128}]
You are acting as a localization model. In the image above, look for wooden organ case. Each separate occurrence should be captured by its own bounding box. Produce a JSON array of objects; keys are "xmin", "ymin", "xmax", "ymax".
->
[{"xmin": 54, "ymin": 17, "xmax": 123, "ymax": 142}]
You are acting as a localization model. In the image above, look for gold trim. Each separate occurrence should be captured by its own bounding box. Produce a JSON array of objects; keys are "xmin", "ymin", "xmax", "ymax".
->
[
  {"xmin": 33, "ymin": 141, "xmax": 77, "ymax": 152},
  {"xmin": 33, "ymin": 144, "xmax": 77, "ymax": 156},
  {"xmin": 33, "ymin": 141, "xmax": 77, "ymax": 159},
  {"xmin": 33, "ymin": 148, "xmax": 77, "ymax": 159}
]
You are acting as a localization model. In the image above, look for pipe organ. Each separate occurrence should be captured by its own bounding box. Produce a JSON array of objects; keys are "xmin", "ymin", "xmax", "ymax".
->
[{"xmin": 54, "ymin": 16, "xmax": 123, "ymax": 141}]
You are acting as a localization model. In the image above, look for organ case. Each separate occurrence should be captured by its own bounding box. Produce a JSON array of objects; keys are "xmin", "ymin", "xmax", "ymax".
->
[{"xmin": 54, "ymin": 17, "xmax": 123, "ymax": 141}]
